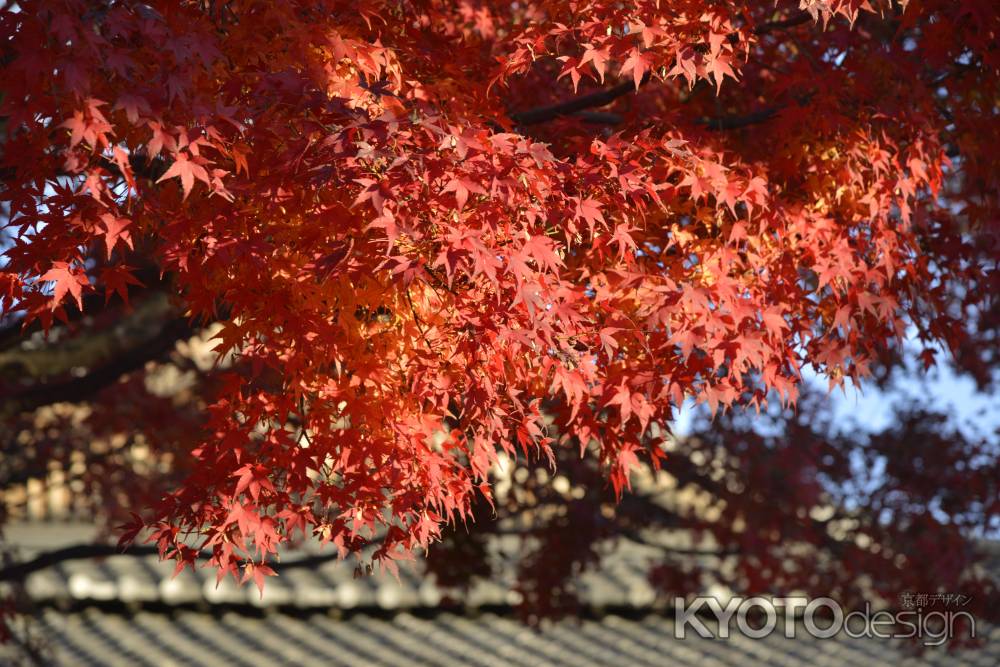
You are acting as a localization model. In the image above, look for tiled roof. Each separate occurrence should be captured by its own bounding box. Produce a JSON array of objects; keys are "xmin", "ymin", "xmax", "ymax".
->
[
  {"xmin": 24, "ymin": 547, "xmax": 668, "ymax": 611},
  {"xmin": 5, "ymin": 523, "xmax": 998, "ymax": 666},
  {"xmin": 13, "ymin": 522, "xmax": 669, "ymax": 611},
  {"xmin": 13, "ymin": 608, "xmax": 999, "ymax": 667}
]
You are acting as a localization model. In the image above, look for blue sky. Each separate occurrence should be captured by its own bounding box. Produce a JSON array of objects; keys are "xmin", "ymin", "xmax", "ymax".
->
[{"xmin": 673, "ymin": 352, "xmax": 999, "ymax": 439}]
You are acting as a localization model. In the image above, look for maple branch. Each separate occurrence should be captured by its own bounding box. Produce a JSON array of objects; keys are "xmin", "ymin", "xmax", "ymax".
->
[
  {"xmin": 0, "ymin": 529, "xmax": 730, "ymax": 583},
  {"xmin": 404, "ymin": 286, "xmax": 434, "ymax": 350},
  {"xmin": 0, "ymin": 544, "xmax": 161, "ymax": 582},
  {"xmin": 698, "ymin": 92, "xmax": 814, "ymax": 131},
  {"xmin": 698, "ymin": 106, "xmax": 780, "ymax": 130},
  {"xmin": 0, "ymin": 266, "xmax": 168, "ymax": 352},
  {"xmin": 575, "ymin": 111, "xmax": 624, "ymax": 125},
  {"xmin": 421, "ymin": 265, "xmax": 460, "ymax": 296},
  {"xmin": 508, "ymin": 11, "xmax": 814, "ymax": 128},
  {"xmin": 0, "ymin": 543, "xmax": 377, "ymax": 582},
  {"xmin": 752, "ymin": 12, "xmax": 812, "ymax": 36},
  {"xmin": 0, "ymin": 314, "xmax": 200, "ymax": 413},
  {"xmin": 510, "ymin": 73, "xmax": 652, "ymax": 126}
]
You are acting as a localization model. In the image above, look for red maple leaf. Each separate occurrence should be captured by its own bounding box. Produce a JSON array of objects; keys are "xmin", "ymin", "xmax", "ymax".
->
[
  {"xmin": 156, "ymin": 152, "xmax": 210, "ymax": 199},
  {"xmin": 38, "ymin": 262, "xmax": 88, "ymax": 311}
]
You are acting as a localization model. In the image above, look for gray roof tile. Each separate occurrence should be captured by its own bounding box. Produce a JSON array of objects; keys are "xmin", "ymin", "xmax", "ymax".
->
[
  {"xmin": 5, "ymin": 609, "xmax": 995, "ymax": 667},
  {"xmin": 5, "ymin": 522, "xmax": 999, "ymax": 665}
]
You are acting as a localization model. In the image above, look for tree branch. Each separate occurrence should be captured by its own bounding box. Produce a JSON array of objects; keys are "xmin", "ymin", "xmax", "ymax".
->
[
  {"xmin": 0, "ymin": 544, "xmax": 161, "ymax": 582},
  {"xmin": 0, "ymin": 314, "xmax": 201, "ymax": 412},
  {"xmin": 0, "ymin": 526, "xmax": 730, "ymax": 584},
  {"xmin": 0, "ymin": 531, "xmax": 393, "ymax": 582},
  {"xmin": 574, "ymin": 111, "xmax": 623, "ymax": 125},
  {"xmin": 753, "ymin": 12, "xmax": 812, "ymax": 36},
  {"xmin": 508, "ymin": 11, "xmax": 812, "ymax": 127},
  {"xmin": 0, "ymin": 541, "xmax": 379, "ymax": 582},
  {"xmin": 510, "ymin": 73, "xmax": 651, "ymax": 126},
  {"xmin": 698, "ymin": 107, "xmax": 780, "ymax": 130},
  {"xmin": 0, "ymin": 266, "xmax": 168, "ymax": 352}
]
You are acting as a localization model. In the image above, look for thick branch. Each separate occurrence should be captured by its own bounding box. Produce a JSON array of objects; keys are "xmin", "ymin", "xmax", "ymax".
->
[
  {"xmin": 511, "ymin": 73, "xmax": 651, "ymax": 126},
  {"xmin": 753, "ymin": 12, "xmax": 812, "ymax": 36},
  {"xmin": 0, "ymin": 314, "xmax": 200, "ymax": 412},
  {"xmin": 0, "ymin": 266, "xmax": 168, "ymax": 352},
  {"xmin": 698, "ymin": 107, "xmax": 780, "ymax": 130},
  {"xmin": 699, "ymin": 92, "xmax": 815, "ymax": 131},
  {"xmin": 0, "ymin": 544, "xmax": 160, "ymax": 582},
  {"xmin": 0, "ymin": 543, "xmax": 351, "ymax": 582},
  {"xmin": 574, "ymin": 111, "xmax": 623, "ymax": 125},
  {"xmin": 0, "ymin": 527, "xmax": 731, "ymax": 583}
]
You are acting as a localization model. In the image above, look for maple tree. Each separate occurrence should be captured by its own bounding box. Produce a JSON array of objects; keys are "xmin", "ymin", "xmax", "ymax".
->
[{"xmin": 0, "ymin": 0, "xmax": 998, "ymax": 639}]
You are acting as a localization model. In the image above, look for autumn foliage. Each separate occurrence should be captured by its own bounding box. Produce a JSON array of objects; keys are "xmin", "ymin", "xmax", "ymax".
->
[{"xmin": 1, "ymin": 0, "xmax": 998, "ymax": 616}]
